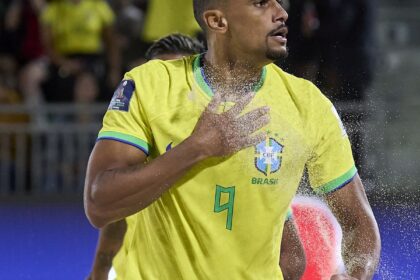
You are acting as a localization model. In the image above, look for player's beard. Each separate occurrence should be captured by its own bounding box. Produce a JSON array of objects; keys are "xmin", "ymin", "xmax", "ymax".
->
[{"xmin": 266, "ymin": 46, "xmax": 289, "ymax": 61}]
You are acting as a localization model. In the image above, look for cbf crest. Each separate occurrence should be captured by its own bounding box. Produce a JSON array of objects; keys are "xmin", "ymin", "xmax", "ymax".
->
[{"xmin": 255, "ymin": 138, "xmax": 283, "ymax": 176}]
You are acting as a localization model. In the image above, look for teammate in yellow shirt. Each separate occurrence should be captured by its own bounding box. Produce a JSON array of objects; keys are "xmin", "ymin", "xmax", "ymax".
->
[
  {"xmin": 84, "ymin": 1, "xmax": 380, "ymax": 279},
  {"xmin": 41, "ymin": 0, "xmax": 120, "ymax": 102},
  {"xmin": 142, "ymin": 0, "xmax": 201, "ymax": 43},
  {"xmin": 41, "ymin": 0, "xmax": 115, "ymax": 55}
]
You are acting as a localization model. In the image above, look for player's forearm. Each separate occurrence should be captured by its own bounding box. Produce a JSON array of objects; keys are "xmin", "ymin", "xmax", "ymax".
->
[
  {"xmin": 327, "ymin": 177, "xmax": 381, "ymax": 279},
  {"xmin": 280, "ymin": 220, "xmax": 306, "ymax": 280},
  {"xmin": 342, "ymin": 214, "xmax": 381, "ymax": 279},
  {"xmin": 86, "ymin": 136, "xmax": 207, "ymax": 228},
  {"xmin": 280, "ymin": 252, "xmax": 306, "ymax": 280},
  {"xmin": 90, "ymin": 220, "xmax": 127, "ymax": 278}
]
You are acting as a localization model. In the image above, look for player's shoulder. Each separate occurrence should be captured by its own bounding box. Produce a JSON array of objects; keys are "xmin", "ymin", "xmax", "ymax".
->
[
  {"xmin": 126, "ymin": 56, "xmax": 193, "ymax": 83},
  {"xmin": 267, "ymin": 63, "xmax": 332, "ymax": 109},
  {"xmin": 122, "ymin": 57, "xmax": 194, "ymax": 108},
  {"xmin": 266, "ymin": 64, "xmax": 306, "ymax": 84}
]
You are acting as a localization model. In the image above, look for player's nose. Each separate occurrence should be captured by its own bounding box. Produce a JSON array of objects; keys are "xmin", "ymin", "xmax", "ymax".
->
[{"xmin": 273, "ymin": 1, "xmax": 288, "ymax": 23}]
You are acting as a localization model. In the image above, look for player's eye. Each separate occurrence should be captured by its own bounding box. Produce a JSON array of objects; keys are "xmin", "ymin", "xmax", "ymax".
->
[{"xmin": 255, "ymin": 0, "xmax": 269, "ymax": 8}]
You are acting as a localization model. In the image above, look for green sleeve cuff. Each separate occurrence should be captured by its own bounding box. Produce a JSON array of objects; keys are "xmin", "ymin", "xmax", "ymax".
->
[
  {"xmin": 97, "ymin": 131, "xmax": 150, "ymax": 155},
  {"xmin": 314, "ymin": 165, "xmax": 358, "ymax": 195}
]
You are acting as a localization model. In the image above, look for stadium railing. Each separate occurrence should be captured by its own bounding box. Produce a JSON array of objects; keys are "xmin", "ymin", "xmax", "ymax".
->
[
  {"xmin": 0, "ymin": 103, "xmax": 106, "ymax": 197},
  {"xmin": 0, "ymin": 101, "xmax": 366, "ymax": 198}
]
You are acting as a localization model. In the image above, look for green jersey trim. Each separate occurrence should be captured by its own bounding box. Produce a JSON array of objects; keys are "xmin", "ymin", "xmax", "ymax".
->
[
  {"xmin": 286, "ymin": 208, "xmax": 293, "ymax": 221},
  {"xmin": 97, "ymin": 131, "xmax": 150, "ymax": 155},
  {"xmin": 193, "ymin": 54, "xmax": 213, "ymax": 98},
  {"xmin": 314, "ymin": 165, "xmax": 358, "ymax": 194},
  {"xmin": 192, "ymin": 54, "xmax": 267, "ymax": 98}
]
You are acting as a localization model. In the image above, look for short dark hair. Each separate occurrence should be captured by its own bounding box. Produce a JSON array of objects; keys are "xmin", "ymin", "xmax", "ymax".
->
[
  {"xmin": 193, "ymin": 0, "xmax": 221, "ymax": 30},
  {"xmin": 145, "ymin": 33, "xmax": 205, "ymax": 60}
]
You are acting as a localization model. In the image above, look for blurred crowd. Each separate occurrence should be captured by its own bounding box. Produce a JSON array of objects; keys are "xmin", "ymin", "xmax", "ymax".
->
[
  {"xmin": 281, "ymin": 0, "xmax": 376, "ymax": 172},
  {"xmin": 0, "ymin": 0, "xmax": 375, "ymax": 158},
  {"xmin": 0, "ymin": 0, "xmax": 375, "ymax": 107},
  {"xmin": 0, "ymin": 0, "xmax": 201, "ymax": 121}
]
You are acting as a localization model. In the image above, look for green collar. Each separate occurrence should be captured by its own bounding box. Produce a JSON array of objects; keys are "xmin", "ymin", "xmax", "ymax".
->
[{"xmin": 192, "ymin": 54, "xmax": 267, "ymax": 98}]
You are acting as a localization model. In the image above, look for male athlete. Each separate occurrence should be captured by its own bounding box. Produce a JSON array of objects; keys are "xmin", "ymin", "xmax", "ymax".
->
[
  {"xmin": 87, "ymin": 33, "xmax": 305, "ymax": 280},
  {"xmin": 84, "ymin": 0, "xmax": 380, "ymax": 279}
]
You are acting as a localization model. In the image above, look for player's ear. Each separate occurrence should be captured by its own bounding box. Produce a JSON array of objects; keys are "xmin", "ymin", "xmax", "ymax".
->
[{"xmin": 203, "ymin": 10, "xmax": 228, "ymax": 33}]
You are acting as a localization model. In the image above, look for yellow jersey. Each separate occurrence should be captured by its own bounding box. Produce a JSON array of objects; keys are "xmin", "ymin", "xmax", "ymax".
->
[
  {"xmin": 142, "ymin": 0, "xmax": 201, "ymax": 42},
  {"xmin": 41, "ymin": 0, "xmax": 114, "ymax": 55},
  {"xmin": 98, "ymin": 55, "xmax": 356, "ymax": 279}
]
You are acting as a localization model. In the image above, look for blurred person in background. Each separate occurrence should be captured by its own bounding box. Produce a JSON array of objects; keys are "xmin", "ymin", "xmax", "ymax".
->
[
  {"xmin": 0, "ymin": 0, "xmax": 28, "ymax": 123},
  {"xmin": 84, "ymin": 0, "xmax": 380, "ymax": 279},
  {"xmin": 291, "ymin": 196, "xmax": 346, "ymax": 280},
  {"xmin": 284, "ymin": 0, "xmax": 375, "ymax": 175},
  {"xmin": 143, "ymin": 33, "xmax": 205, "ymax": 61},
  {"xmin": 0, "ymin": 0, "xmax": 19, "ymax": 94},
  {"xmin": 40, "ymin": 0, "xmax": 121, "ymax": 104},
  {"xmin": 108, "ymin": 0, "xmax": 148, "ymax": 71},
  {"xmin": 108, "ymin": 0, "xmax": 202, "ymax": 70},
  {"xmin": 285, "ymin": 0, "xmax": 375, "ymax": 98},
  {"xmin": 4, "ymin": 0, "xmax": 45, "ymax": 66},
  {"xmin": 4, "ymin": 0, "xmax": 47, "ymax": 124},
  {"xmin": 141, "ymin": 0, "xmax": 202, "ymax": 45}
]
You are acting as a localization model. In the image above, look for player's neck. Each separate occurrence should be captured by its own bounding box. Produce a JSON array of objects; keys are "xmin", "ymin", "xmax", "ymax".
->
[
  {"xmin": 203, "ymin": 50, "xmax": 264, "ymax": 100},
  {"xmin": 204, "ymin": 49, "xmax": 263, "ymax": 80}
]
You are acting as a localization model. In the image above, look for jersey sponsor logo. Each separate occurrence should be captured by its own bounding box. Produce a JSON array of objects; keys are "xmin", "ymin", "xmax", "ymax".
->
[
  {"xmin": 254, "ymin": 137, "xmax": 283, "ymax": 176},
  {"xmin": 108, "ymin": 80, "xmax": 135, "ymax": 112}
]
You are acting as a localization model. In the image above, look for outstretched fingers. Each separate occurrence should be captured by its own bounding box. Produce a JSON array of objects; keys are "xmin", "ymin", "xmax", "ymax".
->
[
  {"xmin": 236, "ymin": 106, "xmax": 270, "ymax": 133},
  {"xmin": 225, "ymin": 92, "xmax": 254, "ymax": 117},
  {"xmin": 239, "ymin": 106, "xmax": 270, "ymax": 122},
  {"xmin": 240, "ymin": 132, "xmax": 267, "ymax": 150},
  {"xmin": 246, "ymin": 114, "xmax": 270, "ymax": 135},
  {"xmin": 196, "ymin": 90, "xmax": 271, "ymax": 157}
]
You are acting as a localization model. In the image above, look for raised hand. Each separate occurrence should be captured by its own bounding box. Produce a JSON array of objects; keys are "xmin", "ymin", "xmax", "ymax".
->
[{"xmin": 191, "ymin": 91, "xmax": 270, "ymax": 158}]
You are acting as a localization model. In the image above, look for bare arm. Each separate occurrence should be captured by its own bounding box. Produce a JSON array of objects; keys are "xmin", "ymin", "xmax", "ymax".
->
[
  {"xmin": 280, "ymin": 219, "xmax": 306, "ymax": 280},
  {"xmin": 84, "ymin": 93, "xmax": 269, "ymax": 228},
  {"xmin": 88, "ymin": 220, "xmax": 127, "ymax": 280},
  {"xmin": 326, "ymin": 175, "xmax": 381, "ymax": 280},
  {"xmin": 84, "ymin": 136, "xmax": 205, "ymax": 228}
]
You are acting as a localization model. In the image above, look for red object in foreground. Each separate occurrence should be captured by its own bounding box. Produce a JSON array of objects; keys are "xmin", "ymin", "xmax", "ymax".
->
[{"xmin": 292, "ymin": 196, "xmax": 345, "ymax": 280}]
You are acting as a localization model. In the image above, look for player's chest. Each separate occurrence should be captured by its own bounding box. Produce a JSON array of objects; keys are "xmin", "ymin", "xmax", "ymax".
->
[{"xmin": 148, "ymin": 100, "xmax": 311, "ymax": 181}]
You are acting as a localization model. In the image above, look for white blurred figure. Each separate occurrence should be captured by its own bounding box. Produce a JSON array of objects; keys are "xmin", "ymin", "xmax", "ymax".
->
[{"xmin": 292, "ymin": 196, "xmax": 346, "ymax": 280}]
